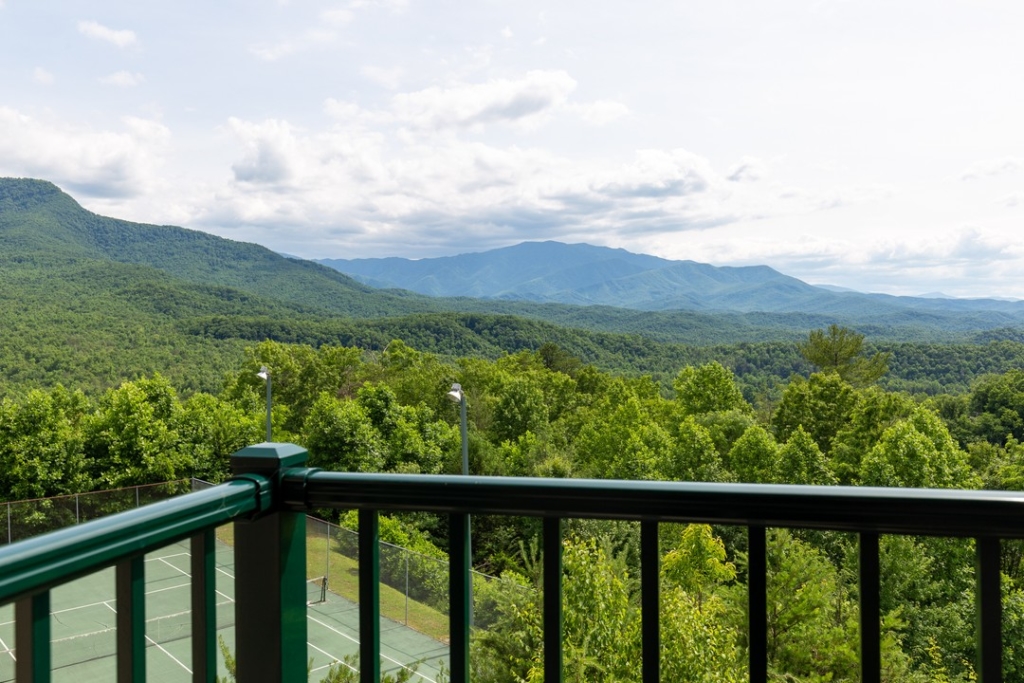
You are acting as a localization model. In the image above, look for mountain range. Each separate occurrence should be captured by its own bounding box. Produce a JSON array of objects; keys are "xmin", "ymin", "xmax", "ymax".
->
[
  {"xmin": 3, "ymin": 175, "xmax": 1024, "ymax": 397},
  {"xmin": 319, "ymin": 243, "xmax": 1024, "ymax": 317}
]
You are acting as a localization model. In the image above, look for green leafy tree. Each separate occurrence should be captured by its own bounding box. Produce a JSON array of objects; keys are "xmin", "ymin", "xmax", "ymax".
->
[
  {"xmin": 303, "ymin": 393, "xmax": 384, "ymax": 472},
  {"xmin": 800, "ymin": 324, "xmax": 890, "ymax": 386},
  {"xmin": 175, "ymin": 393, "xmax": 262, "ymax": 482},
  {"xmin": 492, "ymin": 375, "xmax": 547, "ymax": 445},
  {"xmin": 773, "ymin": 372, "xmax": 858, "ymax": 454},
  {"xmin": 727, "ymin": 424, "xmax": 780, "ymax": 483},
  {"xmin": 778, "ymin": 426, "xmax": 837, "ymax": 486},
  {"xmin": 574, "ymin": 395, "xmax": 673, "ymax": 480},
  {"xmin": 968, "ymin": 369, "xmax": 1024, "ymax": 446},
  {"xmin": 85, "ymin": 374, "xmax": 189, "ymax": 488},
  {"xmin": 0, "ymin": 385, "xmax": 91, "ymax": 500},
  {"xmin": 663, "ymin": 417, "xmax": 726, "ymax": 482},
  {"xmin": 674, "ymin": 362, "xmax": 749, "ymax": 417},
  {"xmin": 662, "ymin": 524, "xmax": 736, "ymax": 607}
]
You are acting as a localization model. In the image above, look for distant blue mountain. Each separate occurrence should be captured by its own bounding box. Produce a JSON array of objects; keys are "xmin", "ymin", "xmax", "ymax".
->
[{"xmin": 318, "ymin": 241, "xmax": 1024, "ymax": 317}]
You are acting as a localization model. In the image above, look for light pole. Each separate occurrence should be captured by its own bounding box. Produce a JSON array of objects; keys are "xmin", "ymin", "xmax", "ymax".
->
[
  {"xmin": 447, "ymin": 383, "xmax": 472, "ymax": 626},
  {"xmin": 257, "ymin": 366, "xmax": 272, "ymax": 442},
  {"xmin": 447, "ymin": 383, "xmax": 469, "ymax": 476}
]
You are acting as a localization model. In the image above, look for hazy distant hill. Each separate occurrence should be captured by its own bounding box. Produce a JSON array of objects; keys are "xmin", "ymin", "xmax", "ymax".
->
[{"xmin": 320, "ymin": 241, "xmax": 1024, "ymax": 319}]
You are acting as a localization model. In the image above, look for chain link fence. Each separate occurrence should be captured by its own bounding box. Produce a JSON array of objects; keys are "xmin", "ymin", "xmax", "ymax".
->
[{"xmin": 3, "ymin": 480, "xmax": 191, "ymax": 544}]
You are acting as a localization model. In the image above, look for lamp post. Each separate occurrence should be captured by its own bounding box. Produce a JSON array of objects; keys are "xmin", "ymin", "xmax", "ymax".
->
[
  {"xmin": 447, "ymin": 383, "xmax": 469, "ymax": 476},
  {"xmin": 447, "ymin": 383, "xmax": 472, "ymax": 627},
  {"xmin": 257, "ymin": 366, "xmax": 272, "ymax": 442}
]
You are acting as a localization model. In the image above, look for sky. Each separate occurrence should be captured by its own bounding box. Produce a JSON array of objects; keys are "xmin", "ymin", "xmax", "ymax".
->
[{"xmin": 1, "ymin": 1, "xmax": 1023, "ymax": 298}]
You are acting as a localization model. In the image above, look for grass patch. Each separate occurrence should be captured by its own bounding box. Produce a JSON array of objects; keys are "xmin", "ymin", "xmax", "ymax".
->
[
  {"xmin": 306, "ymin": 534, "xmax": 450, "ymax": 642},
  {"xmin": 215, "ymin": 519, "xmax": 449, "ymax": 642}
]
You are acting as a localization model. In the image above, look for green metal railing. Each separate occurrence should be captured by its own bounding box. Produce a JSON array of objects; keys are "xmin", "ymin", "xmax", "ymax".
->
[
  {"xmin": 282, "ymin": 469, "xmax": 1024, "ymax": 683},
  {"xmin": 3, "ymin": 441, "xmax": 1024, "ymax": 682}
]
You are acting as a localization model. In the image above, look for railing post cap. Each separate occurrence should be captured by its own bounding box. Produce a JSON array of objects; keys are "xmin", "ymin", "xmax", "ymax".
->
[{"xmin": 231, "ymin": 442, "xmax": 308, "ymax": 475}]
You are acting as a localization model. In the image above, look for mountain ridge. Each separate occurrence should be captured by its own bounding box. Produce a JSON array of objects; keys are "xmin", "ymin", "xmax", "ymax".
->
[{"xmin": 318, "ymin": 241, "xmax": 1024, "ymax": 317}]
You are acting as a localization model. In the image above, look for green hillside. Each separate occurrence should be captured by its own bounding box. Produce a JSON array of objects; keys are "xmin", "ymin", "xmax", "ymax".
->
[{"xmin": 4, "ymin": 177, "xmax": 1024, "ymax": 397}]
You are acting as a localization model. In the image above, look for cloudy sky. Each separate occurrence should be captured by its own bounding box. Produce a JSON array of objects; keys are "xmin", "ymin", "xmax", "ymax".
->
[{"xmin": 2, "ymin": 1, "xmax": 1023, "ymax": 297}]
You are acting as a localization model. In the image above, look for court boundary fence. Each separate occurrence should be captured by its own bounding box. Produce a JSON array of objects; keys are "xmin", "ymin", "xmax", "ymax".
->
[{"xmin": 3, "ymin": 480, "xmax": 191, "ymax": 545}]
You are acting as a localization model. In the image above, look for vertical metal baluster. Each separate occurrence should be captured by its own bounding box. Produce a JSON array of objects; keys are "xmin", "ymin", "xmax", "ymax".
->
[
  {"xmin": 641, "ymin": 520, "xmax": 660, "ymax": 683},
  {"xmin": 748, "ymin": 525, "xmax": 767, "ymax": 683},
  {"xmin": 116, "ymin": 555, "xmax": 146, "ymax": 683},
  {"xmin": 544, "ymin": 517, "xmax": 563, "ymax": 683},
  {"xmin": 977, "ymin": 537, "xmax": 1002, "ymax": 683},
  {"xmin": 359, "ymin": 509, "xmax": 381, "ymax": 683},
  {"xmin": 859, "ymin": 532, "xmax": 880, "ymax": 683},
  {"xmin": 15, "ymin": 591, "xmax": 51, "ymax": 683},
  {"xmin": 449, "ymin": 513, "xmax": 471, "ymax": 683},
  {"xmin": 192, "ymin": 530, "xmax": 217, "ymax": 683}
]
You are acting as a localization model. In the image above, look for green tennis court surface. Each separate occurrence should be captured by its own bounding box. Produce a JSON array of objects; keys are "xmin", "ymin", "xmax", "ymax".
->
[{"xmin": 0, "ymin": 534, "xmax": 449, "ymax": 682}]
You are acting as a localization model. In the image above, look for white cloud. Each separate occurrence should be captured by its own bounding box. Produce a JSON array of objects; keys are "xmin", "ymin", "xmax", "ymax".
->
[
  {"xmin": 961, "ymin": 157, "xmax": 1022, "ymax": 181},
  {"xmin": 77, "ymin": 20, "xmax": 137, "ymax": 48},
  {"xmin": 99, "ymin": 71, "xmax": 145, "ymax": 87},
  {"xmin": 250, "ymin": 41, "xmax": 297, "ymax": 62},
  {"xmin": 250, "ymin": 28, "xmax": 338, "ymax": 62},
  {"xmin": 322, "ymin": 8, "xmax": 354, "ymax": 24},
  {"xmin": 33, "ymin": 67, "xmax": 54, "ymax": 85},
  {"xmin": 727, "ymin": 157, "xmax": 766, "ymax": 182},
  {"xmin": 569, "ymin": 100, "xmax": 630, "ymax": 126},
  {"xmin": 391, "ymin": 70, "xmax": 577, "ymax": 130},
  {"xmin": 0, "ymin": 107, "xmax": 169, "ymax": 198},
  {"xmin": 501, "ymin": 26, "xmax": 513, "ymax": 39},
  {"xmin": 227, "ymin": 118, "xmax": 302, "ymax": 185},
  {"xmin": 361, "ymin": 65, "xmax": 403, "ymax": 90}
]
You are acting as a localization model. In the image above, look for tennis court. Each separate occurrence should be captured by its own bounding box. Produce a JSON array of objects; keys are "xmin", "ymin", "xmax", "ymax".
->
[{"xmin": 0, "ymin": 531, "xmax": 449, "ymax": 682}]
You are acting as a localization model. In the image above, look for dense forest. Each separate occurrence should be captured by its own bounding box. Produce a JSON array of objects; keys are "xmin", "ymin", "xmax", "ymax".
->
[{"xmin": 5, "ymin": 327, "xmax": 1024, "ymax": 682}]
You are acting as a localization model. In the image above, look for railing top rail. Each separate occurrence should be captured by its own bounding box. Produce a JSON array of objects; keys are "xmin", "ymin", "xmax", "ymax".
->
[
  {"xmin": 0, "ymin": 476, "xmax": 270, "ymax": 605},
  {"xmin": 284, "ymin": 470, "xmax": 1024, "ymax": 538}
]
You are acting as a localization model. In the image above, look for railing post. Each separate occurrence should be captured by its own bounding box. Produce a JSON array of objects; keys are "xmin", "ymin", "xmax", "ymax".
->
[
  {"xmin": 748, "ymin": 525, "xmax": 767, "ymax": 683},
  {"xmin": 231, "ymin": 443, "xmax": 309, "ymax": 683},
  {"xmin": 359, "ymin": 510, "xmax": 381, "ymax": 683},
  {"xmin": 116, "ymin": 555, "xmax": 146, "ymax": 683},
  {"xmin": 859, "ymin": 532, "xmax": 880, "ymax": 683},
  {"xmin": 977, "ymin": 537, "xmax": 1002, "ymax": 683},
  {"xmin": 641, "ymin": 520, "xmax": 660, "ymax": 683},
  {"xmin": 544, "ymin": 516, "xmax": 563, "ymax": 683},
  {"xmin": 192, "ymin": 529, "xmax": 217, "ymax": 683},
  {"xmin": 450, "ymin": 513, "xmax": 471, "ymax": 683},
  {"xmin": 15, "ymin": 591, "xmax": 50, "ymax": 683}
]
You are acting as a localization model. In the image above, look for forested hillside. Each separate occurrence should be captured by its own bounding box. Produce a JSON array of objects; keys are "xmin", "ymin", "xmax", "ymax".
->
[{"xmin": 4, "ymin": 336, "xmax": 1024, "ymax": 681}]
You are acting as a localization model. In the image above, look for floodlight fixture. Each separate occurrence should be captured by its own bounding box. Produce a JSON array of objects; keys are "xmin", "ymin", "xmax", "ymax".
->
[{"xmin": 257, "ymin": 366, "xmax": 272, "ymax": 442}]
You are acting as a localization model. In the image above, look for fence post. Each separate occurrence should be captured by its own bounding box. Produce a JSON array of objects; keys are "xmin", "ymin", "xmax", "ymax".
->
[
  {"xmin": 326, "ymin": 520, "xmax": 331, "ymax": 590},
  {"xmin": 6, "ymin": 502, "xmax": 10, "ymax": 544},
  {"xmin": 405, "ymin": 549, "xmax": 410, "ymax": 626},
  {"xmin": 75, "ymin": 494, "xmax": 80, "ymax": 524},
  {"xmin": 231, "ymin": 442, "xmax": 309, "ymax": 683}
]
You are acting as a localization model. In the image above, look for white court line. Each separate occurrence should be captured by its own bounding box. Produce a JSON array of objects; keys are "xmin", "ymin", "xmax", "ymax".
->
[
  {"xmin": 157, "ymin": 556, "xmax": 234, "ymax": 603},
  {"xmin": 99, "ymin": 601, "xmax": 192, "ymax": 675},
  {"xmin": 145, "ymin": 634, "xmax": 191, "ymax": 674},
  {"xmin": 308, "ymin": 643, "xmax": 356, "ymax": 674},
  {"xmin": 0, "ymin": 582, "xmax": 194, "ymax": 628},
  {"xmin": 0, "ymin": 632, "xmax": 15, "ymax": 662},
  {"xmin": 146, "ymin": 552, "xmax": 189, "ymax": 562},
  {"xmin": 306, "ymin": 614, "xmax": 437, "ymax": 683}
]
